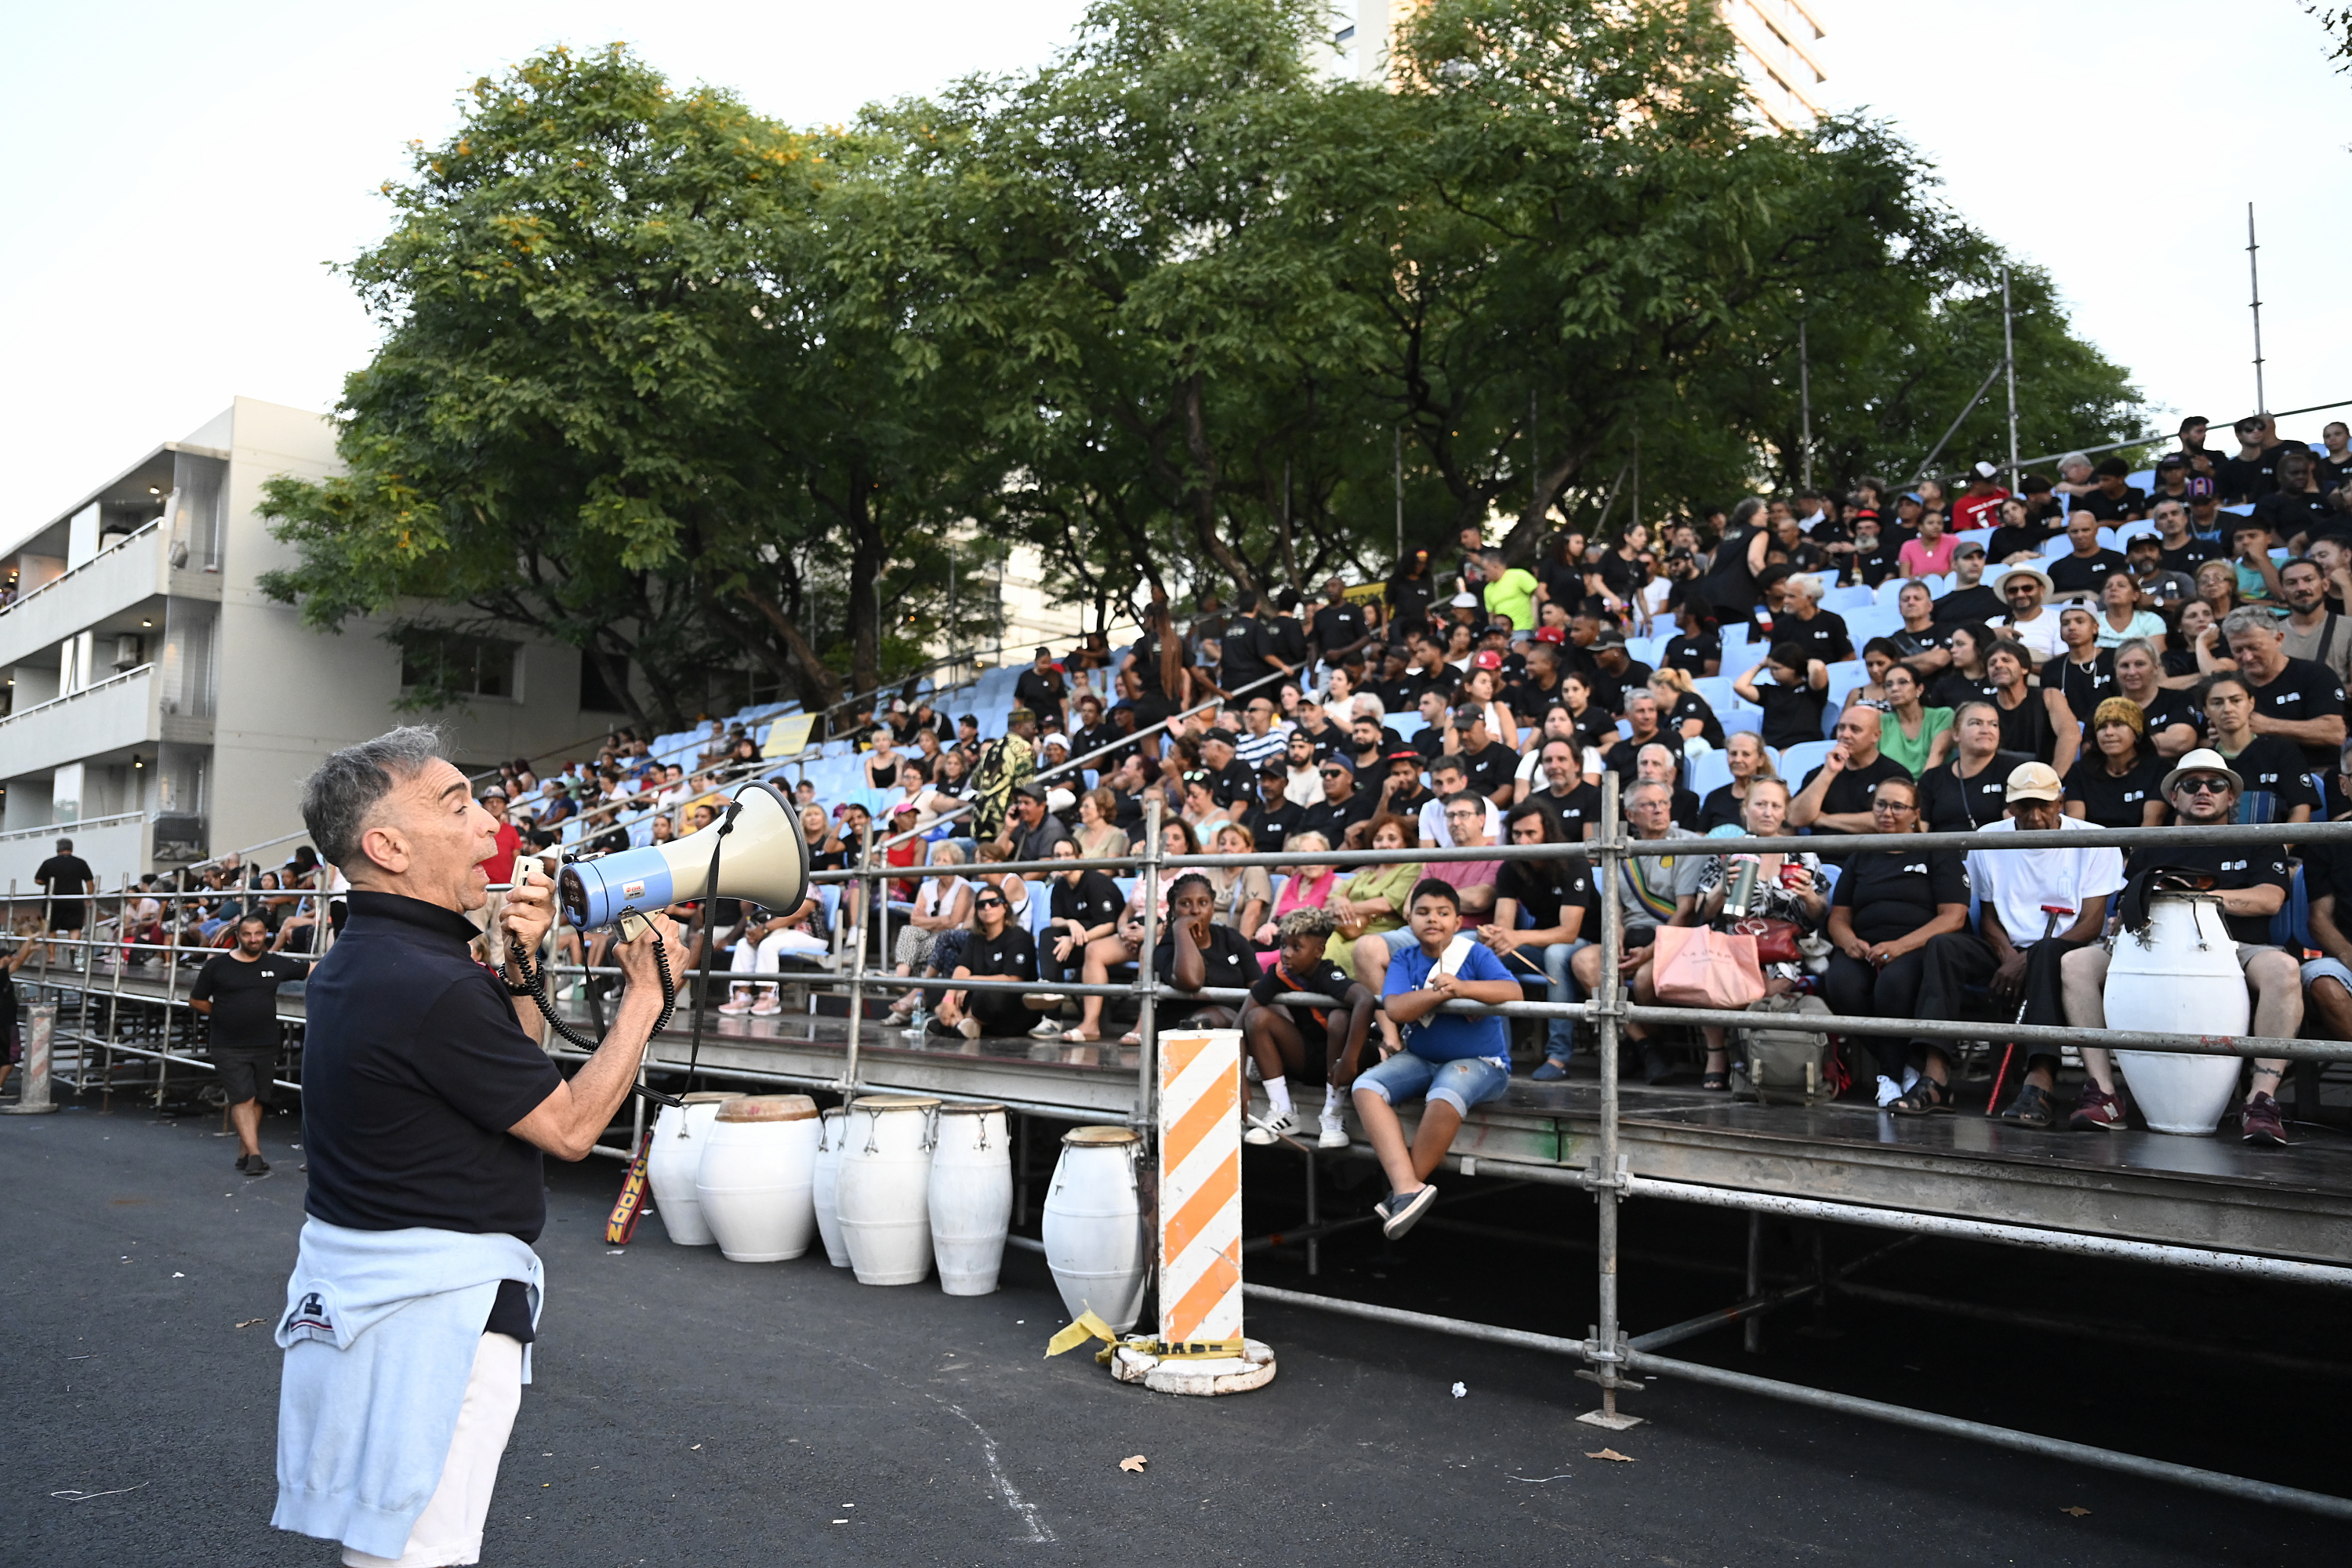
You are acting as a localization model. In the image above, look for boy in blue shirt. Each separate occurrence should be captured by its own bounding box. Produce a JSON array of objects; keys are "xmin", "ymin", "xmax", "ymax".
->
[{"xmin": 1356, "ymin": 878, "xmax": 1523, "ymax": 1238}]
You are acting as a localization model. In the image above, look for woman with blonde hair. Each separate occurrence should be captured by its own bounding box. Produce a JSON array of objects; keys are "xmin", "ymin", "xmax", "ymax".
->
[
  {"xmin": 1255, "ymin": 831, "xmax": 1341, "ymax": 946},
  {"xmin": 1075, "ymin": 786, "xmax": 1128, "ymax": 861},
  {"xmin": 1647, "ymin": 666, "xmax": 1724, "ymax": 747}
]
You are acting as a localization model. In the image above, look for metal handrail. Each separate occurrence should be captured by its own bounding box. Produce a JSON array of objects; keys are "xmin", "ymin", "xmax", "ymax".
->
[
  {"xmin": 0, "ymin": 517, "xmax": 162, "ymax": 620},
  {"xmin": 0, "ymin": 661, "xmax": 152, "ymax": 730}
]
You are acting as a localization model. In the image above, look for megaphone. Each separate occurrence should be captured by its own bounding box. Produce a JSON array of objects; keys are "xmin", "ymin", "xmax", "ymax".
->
[{"xmin": 558, "ymin": 779, "xmax": 811, "ymax": 936}]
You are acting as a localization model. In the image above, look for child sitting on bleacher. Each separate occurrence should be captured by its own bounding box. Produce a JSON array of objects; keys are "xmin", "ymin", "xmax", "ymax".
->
[
  {"xmin": 1240, "ymin": 909, "xmax": 1374, "ymax": 1151},
  {"xmin": 1353, "ymin": 879, "xmax": 1522, "ymax": 1240}
]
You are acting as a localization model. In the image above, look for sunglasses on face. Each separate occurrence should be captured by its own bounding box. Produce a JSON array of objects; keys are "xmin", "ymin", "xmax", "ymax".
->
[
  {"xmin": 2174, "ymin": 778, "xmax": 2230, "ymax": 796},
  {"xmin": 975, "ymin": 897, "xmax": 1007, "ymax": 909}
]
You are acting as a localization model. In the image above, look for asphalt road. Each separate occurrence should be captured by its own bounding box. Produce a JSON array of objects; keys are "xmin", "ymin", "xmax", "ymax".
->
[{"xmin": 2, "ymin": 1100, "xmax": 2340, "ymax": 1566}]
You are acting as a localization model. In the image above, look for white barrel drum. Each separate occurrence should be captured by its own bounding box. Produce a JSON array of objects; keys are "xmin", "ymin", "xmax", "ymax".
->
[
  {"xmin": 693, "ymin": 1094, "xmax": 821, "ymax": 1261},
  {"xmin": 929, "ymin": 1103, "xmax": 1012, "ymax": 1296},
  {"xmin": 2106, "ymin": 894, "xmax": 2251, "ymax": 1136},
  {"xmin": 837, "ymin": 1095, "xmax": 941, "ymax": 1286},
  {"xmin": 813, "ymin": 1107, "xmax": 853, "ymax": 1268},
  {"xmin": 646, "ymin": 1091, "xmax": 744, "ymax": 1246},
  {"xmin": 1042, "ymin": 1125, "xmax": 1148, "ymax": 1333}
]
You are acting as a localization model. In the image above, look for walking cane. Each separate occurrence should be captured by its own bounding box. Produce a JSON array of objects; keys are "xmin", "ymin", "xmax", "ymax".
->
[{"xmin": 1985, "ymin": 903, "xmax": 2073, "ymax": 1112}]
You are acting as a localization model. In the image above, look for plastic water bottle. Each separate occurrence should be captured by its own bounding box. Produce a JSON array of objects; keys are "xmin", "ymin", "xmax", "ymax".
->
[{"xmin": 906, "ymin": 1009, "xmax": 931, "ymax": 1040}]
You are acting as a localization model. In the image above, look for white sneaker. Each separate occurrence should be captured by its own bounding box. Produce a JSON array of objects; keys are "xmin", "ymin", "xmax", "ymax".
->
[
  {"xmin": 1317, "ymin": 1115, "xmax": 1349, "ymax": 1149},
  {"xmin": 956, "ymin": 1016, "xmax": 983, "ymax": 1040},
  {"xmin": 1243, "ymin": 1112, "xmax": 1300, "ymax": 1146},
  {"xmin": 1029, "ymin": 1019, "xmax": 1063, "ymax": 1038}
]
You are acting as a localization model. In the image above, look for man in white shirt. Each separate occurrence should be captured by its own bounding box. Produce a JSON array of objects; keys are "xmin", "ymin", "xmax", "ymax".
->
[
  {"xmin": 1415, "ymin": 757, "xmax": 1501, "ymax": 848},
  {"xmin": 1958, "ymin": 762, "xmax": 2125, "ymax": 1128},
  {"xmin": 1995, "ymin": 565, "xmax": 2065, "ymax": 665},
  {"xmin": 1280, "ymin": 731, "xmax": 1325, "ymax": 808}
]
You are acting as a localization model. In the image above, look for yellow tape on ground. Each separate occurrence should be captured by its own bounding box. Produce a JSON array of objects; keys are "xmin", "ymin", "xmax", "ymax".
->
[
  {"xmin": 1045, "ymin": 1310, "xmax": 1120, "ymax": 1359},
  {"xmin": 1046, "ymin": 1313, "xmax": 1250, "ymax": 1367}
]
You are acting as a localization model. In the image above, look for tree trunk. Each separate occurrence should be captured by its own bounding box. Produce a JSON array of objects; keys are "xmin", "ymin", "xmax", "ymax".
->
[
  {"xmin": 848, "ymin": 486, "xmax": 884, "ymax": 699},
  {"xmin": 737, "ymin": 585, "xmax": 846, "ymax": 710},
  {"xmin": 1180, "ymin": 374, "xmax": 1259, "ymax": 594}
]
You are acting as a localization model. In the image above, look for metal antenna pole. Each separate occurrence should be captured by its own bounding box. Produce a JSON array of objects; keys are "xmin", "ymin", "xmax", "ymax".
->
[
  {"xmin": 2248, "ymin": 203, "xmax": 2267, "ymax": 416},
  {"xmin": 1798, "ymin": 317, "xmax": 1813, "ymax": 493},
  {"xmin": 2002, "ymin": 267, "xmax": 2020, "ymax": 491}
]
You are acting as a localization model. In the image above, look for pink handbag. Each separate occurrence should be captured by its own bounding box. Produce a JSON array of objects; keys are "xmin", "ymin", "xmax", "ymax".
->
[{"xmin": 1651, "ymin": 926, "xmax": 1766, "ymax": 1010}]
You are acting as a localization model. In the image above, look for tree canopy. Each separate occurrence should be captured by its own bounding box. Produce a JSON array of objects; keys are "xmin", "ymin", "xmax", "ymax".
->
[{"xmin": 262, "ymin": 0, "xmax": 2143, "ymax": 731}]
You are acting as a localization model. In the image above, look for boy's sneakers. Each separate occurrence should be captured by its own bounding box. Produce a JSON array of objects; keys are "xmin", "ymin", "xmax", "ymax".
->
[
  {"xmin": 1998, "ymin": 1082, "xmax": 2055, "ymax": 1129},
  {"xmin": 1381, "ymin": 1185, "xmax": 1438, "ymax": 1240},
  {"xmin": 1243, "ymin": 1112, "xmax": 1300, "ymax": 1147},
  {"xmin": 2241, "ymin": 1091, "xmax": 2288, "ymax": 1147},
  {"xmin": 1317, "ymin": 1111, "xmax": 1349, "ymax": 1149},
  {"xmin": 2068, "ymin": 1083, "xmax": 2125, "ymax": 1132}
]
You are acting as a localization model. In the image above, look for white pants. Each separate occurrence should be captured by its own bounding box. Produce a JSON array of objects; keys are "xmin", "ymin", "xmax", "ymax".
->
[
  {"xmin": 731, "ymin": 927, "xmax": 828, "ymax": 991},
  {"xmin": 343, "ymin": 1332, "xmax": 523, "ymax": 1568}
]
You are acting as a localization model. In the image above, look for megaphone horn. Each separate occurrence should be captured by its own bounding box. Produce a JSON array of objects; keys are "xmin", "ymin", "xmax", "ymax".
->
[{"xmin": 559, "ymin": 779, "xmax": 811, "ymax": 933}]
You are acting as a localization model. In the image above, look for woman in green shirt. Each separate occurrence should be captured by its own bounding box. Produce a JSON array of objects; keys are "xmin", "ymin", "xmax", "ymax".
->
[
  {"xmin": 1875, "ymin": 663, "xmax": 1954, "ymax": 778},
  {"xmin": 1332, "ymin": 814, "xmax": 1420, "ymax": 978}
]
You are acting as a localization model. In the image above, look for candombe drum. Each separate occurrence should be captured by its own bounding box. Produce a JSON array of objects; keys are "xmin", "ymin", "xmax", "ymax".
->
[
  {"xmin": 692, "ymin": 1094, "xmax": 821, "ymax": 1261},
  {"xmin": 646, "ymin": 1091, "xmax": 744, "ymax": 1247},
  {"xmin": 1041, "ymin": 1126, "xmax": 1148, "ymax": 1333},
  {"xmin": 928, "ymin": 1103, "xmax": 1012, "ymax": 1296},
  {"xmin": 812, "ymin": 1106, "xmax": 853, "ymax": 1268},
  {"xmin": 837, "ymin": 1095, "xmax": 942, "ymax": 1286},
  {"xmin": 2105, "ymin": 893, "xmax": 2251, "ymax": 1135}
]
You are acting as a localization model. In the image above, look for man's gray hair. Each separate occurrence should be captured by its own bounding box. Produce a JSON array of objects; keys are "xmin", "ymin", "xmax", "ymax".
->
[
  {"xmin": 1788, "ymin": 575, "xmax": 1825, "ymax": 604},
  {"xmin": 2220, "ymin": 606, "xmax": 2285, "ymax": 640},
  {"xmin": 2059, "ymin": 451, "xmax": 2090, "ymax": 471},
  {"xmin": 1626, "ymin": 779, "xmax": 1673, "ymax": 804},
  {"xmin": 301, "ymin": 726, "xmax": 447, "ymax": 868}
]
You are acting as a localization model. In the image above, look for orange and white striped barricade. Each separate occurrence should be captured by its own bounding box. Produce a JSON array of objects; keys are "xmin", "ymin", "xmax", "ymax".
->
[{"xmin": 1109, "ymin": 1027, "xmax": 1276, "ymax": 1395}]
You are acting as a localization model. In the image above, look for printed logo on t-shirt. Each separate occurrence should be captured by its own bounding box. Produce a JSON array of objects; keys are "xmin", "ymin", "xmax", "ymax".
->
[
  {"xmin": 2222, "ymin": 858, "xmax": 2249, "ymax": 872},
  {"xmin": 1901, "ymin": 862, "xmax": 1926, "ymax": 876},
  {"xmin": 2122, "ymin": 789, "xmax": 2144, "ymax": 804}
]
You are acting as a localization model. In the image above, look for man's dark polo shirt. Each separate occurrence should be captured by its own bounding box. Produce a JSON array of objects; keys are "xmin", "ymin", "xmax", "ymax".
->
[{"xmin": 301, "ymin": 891, "xmax": 563, "ymax": 1244}]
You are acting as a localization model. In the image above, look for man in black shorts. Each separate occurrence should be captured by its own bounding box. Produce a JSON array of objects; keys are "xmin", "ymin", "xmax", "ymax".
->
[
  {"xmin": 34, "ymin": 837, "xmax": 96, "ymax": 962},
  {"xmin": 191, "ymin": 913, "xmax": 310, "ymax": 1174}
]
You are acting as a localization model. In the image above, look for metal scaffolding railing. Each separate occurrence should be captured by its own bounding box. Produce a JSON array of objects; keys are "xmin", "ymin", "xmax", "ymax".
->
[{"xmin": 13, "ymin": 784, "xmax": 2352, "ymax": 1520}]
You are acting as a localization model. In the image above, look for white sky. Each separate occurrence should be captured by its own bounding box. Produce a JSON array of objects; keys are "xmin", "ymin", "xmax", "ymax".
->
[{"xmin": 4, "ymin": 1, "xmax": 2348, "ymax": 529}]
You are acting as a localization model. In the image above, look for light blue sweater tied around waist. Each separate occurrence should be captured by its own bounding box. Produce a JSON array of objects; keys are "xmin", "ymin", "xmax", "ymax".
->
[{"xmin": 271, "ymin": 1218, "xmax": 543, "ymax": 1559}]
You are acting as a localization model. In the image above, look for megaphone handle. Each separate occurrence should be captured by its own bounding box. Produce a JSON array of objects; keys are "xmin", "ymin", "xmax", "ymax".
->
[{"xmin": 508, "ymin": 921, "xmax": 681, "ymax": 1110}]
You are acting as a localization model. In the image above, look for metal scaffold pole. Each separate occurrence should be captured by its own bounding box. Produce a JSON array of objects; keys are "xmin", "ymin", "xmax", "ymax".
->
[{"xmin": 1581, "ymin": 770, "xmax": 1638, "ymax": 1429}]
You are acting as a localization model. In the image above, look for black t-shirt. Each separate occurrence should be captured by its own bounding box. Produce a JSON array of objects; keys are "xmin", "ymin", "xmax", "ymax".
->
[
  {"xmin": 1241, "ymin": 798, "xmax": 1304, "ymax": 855},
  {"xmin": 1799, "ymin": 752, "xmax": 1914, "ymax": 831},
  {"xmin": 1311, "ymin": 602, "xmax": 1369, "ymax": 658},
  {"xmin": 1219, "ymin": 619, "xmax": 1280, "ymax": 693},
  {"xmin": 2158, "ymin": 537, "xmax": 2219, "ymax": 574},
  {"xmin": 2048, "ymin": 550, "xmax": 2131, "ymax": 596},
  {"xmin": 1987, "ymin": 523, "xmax": 2056, "ymax": 561},
  {"xmin": 2255, "ymin": 491, "xmax": 2335, "ymax": 541},
  {"xmin": 2220, "ymin": 448, "xmax": 2286, "ymax": 504},
  {"xmin": 2075, "ymin": 485, "xmax": 2147, "ymax": 522},
  {"xmin": 1782, "ymin": 608, "xmax": 1853, "ymax": 663},
  {"xmin": 1700, "ymin": 524, "xmax": 1762, "ymax": 615},
  {"xmin": 1269, "ymin": 614, "xmax": 1308, "ymax": 668},
  {"xmin": 1995, "ymin": 689, "xmax": 2059, "ymax": 764},
  {"xmin": 301, "ymin": 893, "xmax": 565, "ymax": 1242},
  {"xmin": 2217, "ymin": 736, "xmax": 2325, "ymax": 822},
  {"xmin": 2053, "ymin": 652, "xmax": 2116, "ymax": 720},
  {"xmin": 1534, "ymin": 781, "xmax": 1602, "ymax": 840},
  {"xmin": 2125, "ymin": 842, "xmax": 2290, "ymax": 945},
  {"xmin": 1151, "ymin": 923, "xmax": 1261, "ymax": 1016},
  {"xmin": 1014, "ymin": 667, "xmax": 1065, "ymax": 720},
  {"xmin": 2063, "ymin": 753, "xmax": 2163, "ymax": 829},
  {"xmin": 1457, "ymin": 740, "xmax": 1518, "ymax": 800},
  {"xmin": 1697, "ymin": 782, "xmax": 1755, "ymax": 833},
  {"xmin": 1831, "ymin": 847, "xmax": 1969, "ymax": 945},
  {"xmin": 1755, "ymin": 681, "xmax": 1828, "ymax": 750},
  {"xmin": 1918, "ymin": 750, "xmax": 2033, "ymax": 835},
  {"xmin": 1663, "ymin": 629, "xmax": 1722, "ymax": 675},
  {"xmin": 2137, "ymin": 684, "xmax": 2202, "ymax": 741},
  {"xmin": 2247, "ymin": 656, "xmax": 2349, "ymax": 769},
  {"xmin": 1204, "ymin": 758, "xmax": 1260, "ymax": 808},
  {"xmin": 1665, "ymin": 691, "xmax": 1725, "ymax": 747},
  {"xmin": 1496, "ymin": 854, "xmax": 1592, "ymax": 932},
  {"xmin": 1933, "ymin": 584, "xmax": 2005, "ymax": 626},
  {"xmin": 191, "ymin": 952, "xmax": 311, "ymax": 1054},
  {"xmin": 1927, "ymin": 669, "xmax": 1997, "ymax": 713},
  {"xmin": 1852, "ymin": 535, "xmax": 1904, "ymax": 586},
  {"xmin": 961, "ymin": 923, "xmax": 1038, "ymax": 979},
  {"xmin": 1299, "ymin": 789, "xmax": 1376, "ymax": 845},
  {"xmin": 1890, "ymin": 622, "xmax": 1950, "ymax": 664},
  {"xmin": 2299, "ymin": 827, "xmax": 2352, "ymax": 923},
  {"xmin": 1248, "ymin": 956, "xmax": 1360, "ymax": 1040},
  {"xmin": 34, "ymin": 855, "xmax": 94, "ymax": 898},
  {"xmin": 1051, "ymin": 870, "xmax": 1125, "ymax": 933}
]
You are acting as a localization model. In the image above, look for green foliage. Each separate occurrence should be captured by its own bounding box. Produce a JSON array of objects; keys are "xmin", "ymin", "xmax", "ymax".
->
[{"xmin": 264, "ymin": 5, "xmax": 2149, "ymax": 725}]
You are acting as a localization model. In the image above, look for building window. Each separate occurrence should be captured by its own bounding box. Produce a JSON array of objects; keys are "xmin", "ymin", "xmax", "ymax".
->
[{"xmin": 398, "ymin": 630, "xmax": 520, "ymax": 702}]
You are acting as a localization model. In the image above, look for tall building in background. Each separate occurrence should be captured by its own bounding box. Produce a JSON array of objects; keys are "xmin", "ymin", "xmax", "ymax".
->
[{"xmin": 1339, "ymin": 0, "xmax": 1826, "ymax": 130}]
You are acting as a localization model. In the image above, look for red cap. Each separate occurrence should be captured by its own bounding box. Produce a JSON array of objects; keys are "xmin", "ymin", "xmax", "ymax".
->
[
  {"xmin": 1533, "ymin": 626, "xmax": 1566, "ymax": 644},
  {"xmin": 1472, "ymin": 650, "xmax": 1504, "ymax": 670}
]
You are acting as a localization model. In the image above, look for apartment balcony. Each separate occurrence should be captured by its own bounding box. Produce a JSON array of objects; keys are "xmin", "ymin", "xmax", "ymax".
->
[
  {"xmin": 0, "ymin": 664, "xmax": 171, "ymax": 779},
  {"xmin": 0, "ymin": 810, "xmax": 151, "ymax": 895},
  {"xmin": 0, "ymin": 520, "xmax": 172, "ymax": 671}
]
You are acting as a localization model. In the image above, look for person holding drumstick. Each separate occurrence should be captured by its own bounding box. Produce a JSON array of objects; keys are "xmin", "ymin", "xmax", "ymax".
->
[{"xmin": 272, "ymin": 728, "xmax": 678, "ymax": 1567}]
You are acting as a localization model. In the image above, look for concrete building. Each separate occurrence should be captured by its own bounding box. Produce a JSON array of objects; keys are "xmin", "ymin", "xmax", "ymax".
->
[
  {"xmin": 1338, "ymin": 0, "xmax": 1826, "ymax": 129},
  {"xmin": 0, "ymin": 396, "xmax": 629, "ymax": 895}
]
